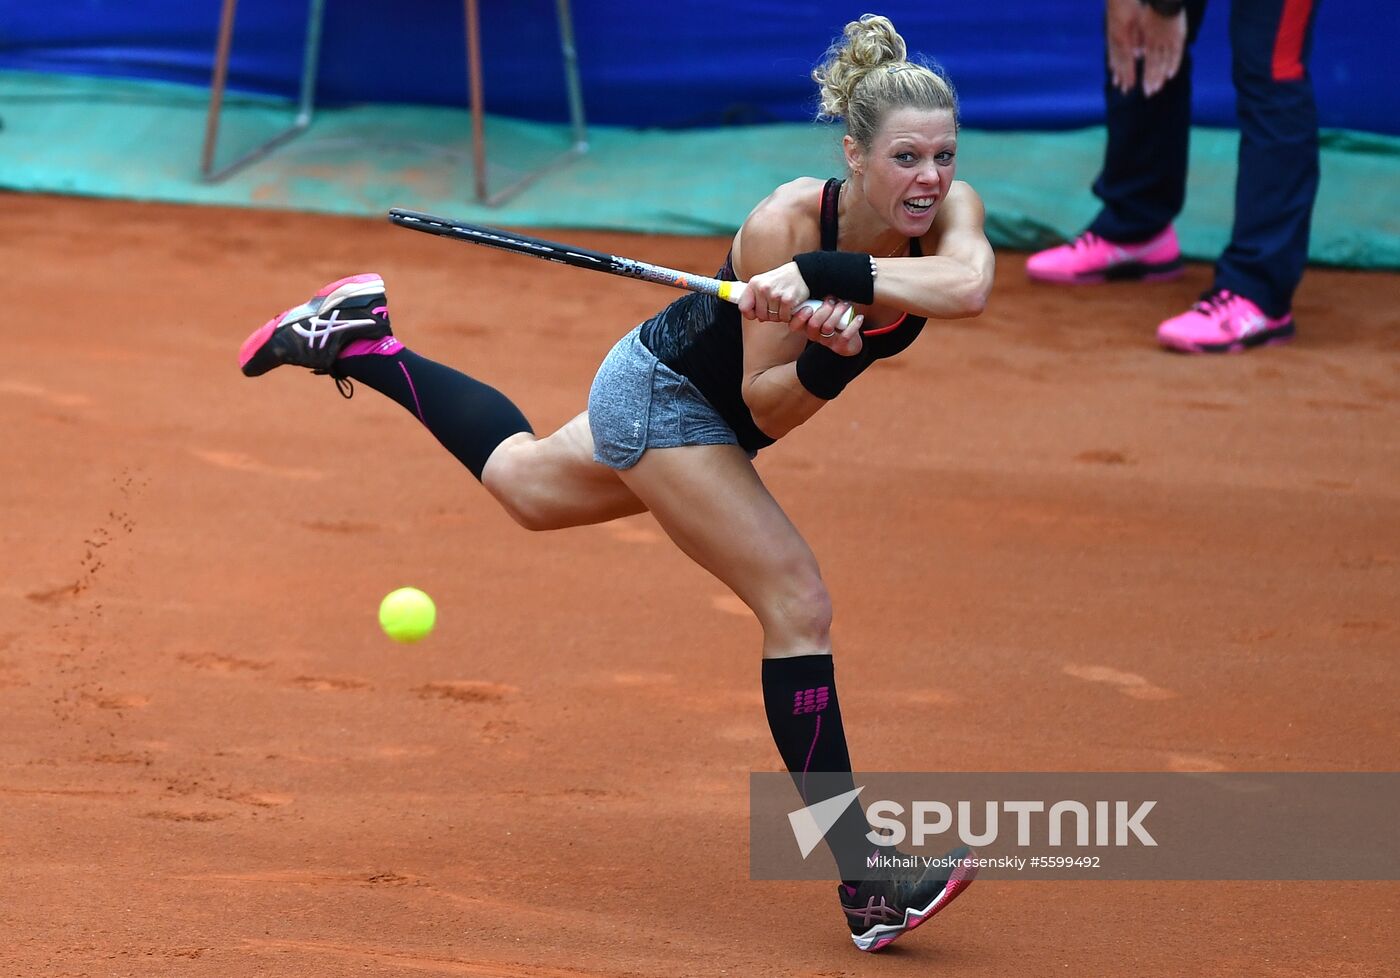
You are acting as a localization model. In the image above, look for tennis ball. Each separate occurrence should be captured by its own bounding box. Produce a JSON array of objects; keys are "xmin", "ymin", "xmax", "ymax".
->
[{"xmin": 378, "ymin": 587, "xmax": 436, "ymax": 643}]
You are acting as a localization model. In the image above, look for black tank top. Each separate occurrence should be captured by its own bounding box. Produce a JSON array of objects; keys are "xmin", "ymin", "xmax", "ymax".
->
[{"xmin": 637, "ymin": 178, "xmax": 927, "ymax": 452}]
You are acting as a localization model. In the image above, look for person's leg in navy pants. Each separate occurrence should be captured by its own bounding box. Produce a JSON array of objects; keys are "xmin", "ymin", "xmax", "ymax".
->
[
  {"xmin": 1213, "ymin": 0, "xmax": 1321, "ymax": 319},
  {"xmin": 1089, "ymin": 0, "xmax": 1209, "ymax": 244}
]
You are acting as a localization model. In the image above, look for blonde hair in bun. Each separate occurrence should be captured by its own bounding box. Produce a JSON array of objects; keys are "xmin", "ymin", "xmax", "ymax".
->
[{"xmin": 812, "ymin": 14, "xmax": 958, "ymax": 148}]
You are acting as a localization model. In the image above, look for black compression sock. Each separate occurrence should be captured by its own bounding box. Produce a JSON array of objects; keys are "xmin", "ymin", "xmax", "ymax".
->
[
  {"xmin": 762, "ymin": 654, "xmax": 875, "ymax": 886},
  {"xmin": 338, "ymin": 348, "xmax": 532, "ymax": 481}
]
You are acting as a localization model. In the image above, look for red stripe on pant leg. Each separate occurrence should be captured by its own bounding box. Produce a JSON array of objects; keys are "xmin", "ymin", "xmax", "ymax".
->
[{"xmin": 1272, "ymin": 0, "xmax": 1314, "ymax": 82}]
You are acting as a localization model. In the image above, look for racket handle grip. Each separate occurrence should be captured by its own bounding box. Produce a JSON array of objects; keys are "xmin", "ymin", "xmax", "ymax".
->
[
  {"xmin": 796, "ymin": 298, "xmax": 858, "ymax": 329},
  {"xmin": 718, "ymin": 282, "xmax": 858, "ymax": 329}
]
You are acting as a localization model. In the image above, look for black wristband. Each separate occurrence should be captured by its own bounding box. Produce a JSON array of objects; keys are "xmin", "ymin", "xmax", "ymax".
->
[
  {"xmin": 793, "ymin": 250, "xmax": 875, "ymax": 305},
  {"xmin": 1143, "ymin": 0, "xmax": 1185, "ymax": 16},
  {"xmin": 795, "ymin": 342, "xmax": 869, "ymax": 401}
]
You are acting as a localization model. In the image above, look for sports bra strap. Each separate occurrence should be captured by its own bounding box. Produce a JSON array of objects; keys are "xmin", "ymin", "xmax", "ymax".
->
[
  {"xmin": 820, "ymin": 178, "xmax": 842, "ymax": 251},
  {"xmin": 818, "ymin": 177, "xmax": 922, "ymax": 256}
]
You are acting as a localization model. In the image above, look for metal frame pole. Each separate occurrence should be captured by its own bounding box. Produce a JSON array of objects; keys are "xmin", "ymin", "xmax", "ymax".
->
[
  {"xmin": 200, "ymin": 0, "xmax": 240, "ymax": 177},
  {"xmin": 556, "ymin": 0, "xmax": 588, "ymax": 152},
  {"xmin": 200, "ymin": 0, "xmax": 588, "ymax": 203},
  {"xmin": 469, "ymin": 0, "xmax": 591, "ymax": 205},
  {"xmin": 465, "ymin": 0, "xmax": 489, "ymax": 203},
  {"xmin": 201, "ymin": 0, "xmax": 326, "ymax": 183},
  {"xmin": 294, "ymin": 0, "xmax": 325, "ymax": 127}
]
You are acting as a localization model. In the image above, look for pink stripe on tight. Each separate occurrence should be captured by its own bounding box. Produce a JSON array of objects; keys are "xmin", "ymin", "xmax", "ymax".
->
[
  {"xmin": 338, "ymin": 336, "xmax": 403, "ymax": 359},
  {"xmin": 398, "ymin": 360, "xmax": 425, "ymax": 423}
]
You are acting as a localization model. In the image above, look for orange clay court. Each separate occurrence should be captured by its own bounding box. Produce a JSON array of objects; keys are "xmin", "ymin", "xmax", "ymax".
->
[{"xmin": 1, "ymin": 192, "xmax": 1396, "ymax": 976}]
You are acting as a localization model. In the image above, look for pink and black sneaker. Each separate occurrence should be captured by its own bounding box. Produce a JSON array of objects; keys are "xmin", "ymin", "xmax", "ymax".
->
[
  {"xmin": 839, "ymin": 846, "xmax": 978, "ymax": 952},
  {"xmin": 1026, "ymin": 226, "xmax": 1183, "ymax": 284},
  {"xmin": 239, "ymin": 274, "xmax": 396, "ymax": 378},
  {"xmin": 1157, "ymin": 288, "xmax": 1295, "ymax": 354}
]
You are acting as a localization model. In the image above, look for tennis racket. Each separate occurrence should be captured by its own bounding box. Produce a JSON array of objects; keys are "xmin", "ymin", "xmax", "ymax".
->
[{"xmin": 388, "ymin": 208, "xmax": 855, "ymax": 328}]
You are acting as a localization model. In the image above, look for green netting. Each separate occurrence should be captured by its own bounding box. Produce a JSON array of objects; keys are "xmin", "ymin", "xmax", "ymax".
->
[{"xmin": 2, "ymin": 70, "xmax": 1397, "ymax": 268}]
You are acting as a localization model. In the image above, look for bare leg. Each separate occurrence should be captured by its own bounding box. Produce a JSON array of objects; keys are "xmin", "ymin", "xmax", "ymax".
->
[
  {"xmin": 613, "ymin": 443, "xmax": 831, "ymax": 658},
  {"xmin": 614, "ymin": 443, "xmax": 885, "ymax": 889},
  {"xmin": 481, "ymin": 413, "xmax": 646, "ymax": 530}
]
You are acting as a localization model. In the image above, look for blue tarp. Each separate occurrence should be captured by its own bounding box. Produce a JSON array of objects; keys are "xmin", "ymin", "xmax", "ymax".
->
[{"xmin": 0, "ymin": 1, "xmax": 1390, "ymax": 133}]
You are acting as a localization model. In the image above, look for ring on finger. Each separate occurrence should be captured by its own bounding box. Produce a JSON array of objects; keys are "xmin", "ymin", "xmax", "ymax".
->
[{"xmin": 819, "ymin": 328, "xmax": 836, "ymax": 337}]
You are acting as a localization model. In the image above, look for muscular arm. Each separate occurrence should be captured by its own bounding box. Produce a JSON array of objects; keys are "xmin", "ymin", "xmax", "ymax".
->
[
  {"xmin": 731, "ymin": 183, "xmax": 832, "ymax": 441},
  {"xmin": 872, "ymin": 181, "xmax": 995, "ymax": 319}
]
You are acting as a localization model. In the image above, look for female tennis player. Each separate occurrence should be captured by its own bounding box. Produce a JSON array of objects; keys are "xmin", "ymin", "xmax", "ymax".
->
[{"xmin": 239, "ymin": 13, "xmax": 993, "ymax": 953}]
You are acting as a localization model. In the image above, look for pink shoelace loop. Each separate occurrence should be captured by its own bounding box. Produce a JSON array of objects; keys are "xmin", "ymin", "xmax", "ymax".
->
[{"xmin": 1194, "ymin": 289, "xmax": 1236, "ymax": 314}]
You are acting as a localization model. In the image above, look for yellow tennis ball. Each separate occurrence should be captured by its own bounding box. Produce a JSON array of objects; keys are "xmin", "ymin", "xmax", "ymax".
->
[{"xmin": 378, "ymin": 587, "xmax": 436, "ymax": 643}]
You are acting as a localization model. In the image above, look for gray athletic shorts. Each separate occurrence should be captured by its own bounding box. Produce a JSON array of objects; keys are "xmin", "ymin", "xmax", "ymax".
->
[{"xmin": 588, "ymin": 326, "xmax": 742, "ymax": 470}]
